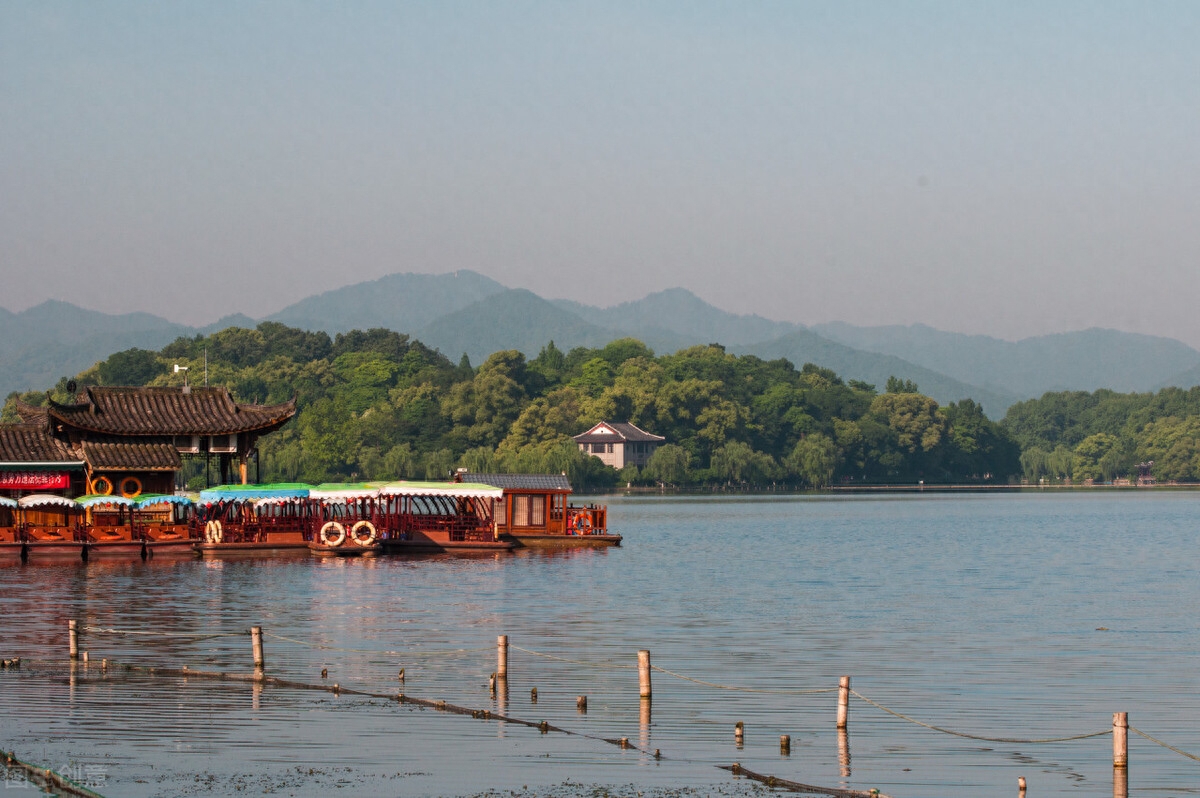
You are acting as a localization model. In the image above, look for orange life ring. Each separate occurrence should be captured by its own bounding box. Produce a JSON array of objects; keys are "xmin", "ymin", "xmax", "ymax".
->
[
  {"xmin": 120, "ymin": 476, "xmax": 143, "ymax": 498},
  {"xmin": 90, "ymin": 475, "xmax": 114, "ymax": 496},
  {"xmin": 573, "ymin": 514, "xmax": 592, "ymax": 535}
]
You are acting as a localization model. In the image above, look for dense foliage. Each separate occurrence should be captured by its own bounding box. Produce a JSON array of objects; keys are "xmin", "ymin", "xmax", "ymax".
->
[
  {"xmin": 1002, "ymin": 386, "xmax": 1200, "ymax": 483},
  {"xmin": 4, "ymin": 322, "xmax": 1024, "ymax": 489}
]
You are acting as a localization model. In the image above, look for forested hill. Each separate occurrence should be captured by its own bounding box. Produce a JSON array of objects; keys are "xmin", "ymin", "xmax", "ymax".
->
[
  {"xmin": 1002, "ymin": 387, "xmax": 1200, "ymax": 484},
  {"xmin": 3, "ymin": 322, "xmax": 1020, "ymax": 490}
]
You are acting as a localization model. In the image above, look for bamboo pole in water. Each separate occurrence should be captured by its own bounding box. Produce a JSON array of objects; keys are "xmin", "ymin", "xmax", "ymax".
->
[
  {"xmin": 1113, "ymin": 711, "xmax": 1128, "ymax": 767},
  {"xmin": 497, "ymin": 635, "xmax": 508, "ymax": 678},
  {"xmin": 837, "ymin": 675, "xmax": 851, "ymax": 728},
  {"xmin": 638, "ymin": 649, "xmax": 652, "ymax": 697},
  {"xmin": 68, "ymin": 619, "xmax": 78, "ymax": 660},
  {"xmin": 251, "ymin": 626, "xmax": 264, "ymax": 669}
]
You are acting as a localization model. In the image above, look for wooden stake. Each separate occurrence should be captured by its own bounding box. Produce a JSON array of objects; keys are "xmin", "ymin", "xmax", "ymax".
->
[
  {"xmin": 836, "ymin": 675, "xmax": 851, "ymax": 728},
  {"xmin": 577, "ymin": 695, "xmax": 587, "ymax": 712},
  {"xmin": 1018, "ymin": 775, "xmax": 1027, "ymax": 797},
  {"xmin": 638, "ymin": 649, "xmax": 652, "ymax": 698},
  {"xmin": 68, "ymin": 620, "xmax": 78, "ymax": 660},
  {"xmin": 780, "ymin": 735, "xmax": 791, "ymax": 755},
  {"xmin": 251, "ymin": 626, "xmax": 264, "ymax": 669},
  {"xmin": 497, "ymin": 635, "xmax": 508, "ymax": 678},
  {"xmin": 1113, "ymin": 711, "xmax": 1128, "ymax": 768}
]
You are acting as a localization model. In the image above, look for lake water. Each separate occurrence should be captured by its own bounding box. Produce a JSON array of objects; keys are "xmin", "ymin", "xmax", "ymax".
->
[{"xmin": 2, "ymin": 491, "xmax": 1199, "ymax": 797}]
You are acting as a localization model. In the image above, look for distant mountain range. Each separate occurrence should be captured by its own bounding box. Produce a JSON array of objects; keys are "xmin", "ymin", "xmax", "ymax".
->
[{"xmin": 5, "ymin": 270, "xmax": 1200, "ymax": 418}]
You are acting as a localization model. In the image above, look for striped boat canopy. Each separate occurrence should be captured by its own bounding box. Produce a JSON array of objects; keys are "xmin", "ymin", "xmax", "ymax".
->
[
  {"xmin": 76, "ymin": 494, "xmax": 136, "ymax": 509},
  {"xmin": 134, "ymin": 493, "xmax": 195, "ymax": 509},
  {"xmin": 199, "ymin": 484, "xmax": 311, "ymax": 504}
]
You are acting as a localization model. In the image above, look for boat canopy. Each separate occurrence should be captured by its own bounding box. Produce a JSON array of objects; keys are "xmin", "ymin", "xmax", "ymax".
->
[
  {"xmin": 308, "ymin": 483, "xmax": 380, "ymax": 501},
  {"xmin": 379, "ymin": 481, "xmax": 503, "ymax": 499},
  {"xmin": 199, "ymin": 484, "xmax": 311, "ymax": 504},
  {"xmin": 76, "ymin": 494, "xmax": 136, "ymax": 508},
  {"xmin": 134, "ymin": 493, "xmax": 194, "ymax": 509},
  {"xmin": 18, "ymin": 493, "xmax": 79, "ymax": 509},
  {"xmin": 0, "ymin": 497, "xmax": 17, "ymax": 509}
]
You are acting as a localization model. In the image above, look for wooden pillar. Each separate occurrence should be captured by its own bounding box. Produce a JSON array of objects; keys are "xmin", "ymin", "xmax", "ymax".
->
[
  {"xmin": 638, "ymin": 649, "xmax": 652, "ymax": 698},
  {"xmin": 837, "ymin": 675, "xmax": 851, "ymax": 728},
  {"xmin": 1113, "ymin": 711, "xmax": 1128, "ymax": 767},
  {"xmin": 68, "ymin": 619, "xmax": 78, "ymax": 660},
  {"xmin": 239, "ymin": 456, "xmax": 248, "ymax": 485},
  {"xmin": 497, "ymin": 635, "xmax": 508, "ymax": 678},
  {"xmin": 251, "ymin": 626, "xmax": 264, "ymax": 669}
]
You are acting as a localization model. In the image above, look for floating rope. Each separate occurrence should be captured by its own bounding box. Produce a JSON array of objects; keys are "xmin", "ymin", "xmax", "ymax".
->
[
  {"xmin": 652, "ymin": 664, "xmax": 839, "ymax": 695},
  {"xmin": 1130, "ymin": 725, "xmax": 1200, "ymax": 763},
  {"xmin": 82, "ymin": 626, "xmax": 247, "ymax": 642},
  {"xmin": 720, "ymin": 763, "xmax": 890, "ymax": 798},
  {"xmin": 261, "ymin": 631, "xmax": 490, "ymax": 658},
  {"xmin": 851, "ymin": 690, "xmax": 1111, "ymax": 744}
]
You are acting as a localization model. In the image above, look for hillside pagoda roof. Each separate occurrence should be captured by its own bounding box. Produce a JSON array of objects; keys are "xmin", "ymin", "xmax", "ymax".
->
[
  {"xmin": 573, "ymin": 421, "xmax": 665, "ymax": 444},
  {"xmin": 18, "ymin": 386, "xmax": 296, "ymax": 437}
]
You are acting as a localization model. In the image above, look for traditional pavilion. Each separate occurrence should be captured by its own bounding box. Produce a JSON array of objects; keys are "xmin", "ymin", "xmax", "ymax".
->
[
  {"xmin": 1, "ymin": 386, "xmax": 296, "ymax": 499},
  {"xmin": 573, "ymin": 421, "xmax": 665, "ymax": 470}
]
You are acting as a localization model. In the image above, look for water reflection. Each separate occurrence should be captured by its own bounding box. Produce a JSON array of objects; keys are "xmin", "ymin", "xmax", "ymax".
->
[{"xmin": 1, "ymin": 493, "xmax": 1200, "ymax": 796}]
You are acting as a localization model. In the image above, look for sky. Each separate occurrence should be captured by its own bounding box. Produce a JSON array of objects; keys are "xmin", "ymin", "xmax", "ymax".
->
[{"xmin": 4, "ymin": 2, "xmax": 1200, "ymax": 345}]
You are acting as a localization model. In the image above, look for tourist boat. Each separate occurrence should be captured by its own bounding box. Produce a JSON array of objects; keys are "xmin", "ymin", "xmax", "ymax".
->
[
  {"xmin": 456, "ymin": 472, "xmax": 621, "ymax": 547},
  {"xmin": 377, "ymin": 481, "xmax": 512, "ymax": 553},
  {"xmin": 193, "ymin": 484, "xmax": 314, "ymax": 555},
  {"xmin": 0, "ymin": 497, "xmax": 21, "ymax": 559},
  {"xmin": 78, "ymin": 494, "xmax": 145, "ymax": 557},
  {"xmin": 13, "ymin": 494, "xmax": 87, "ymax": 561},
  {"xmin": 307, "ymin": 483, "xmax": 382, "ymax": 557},
  {"xmin": 135, "ymin": 494, "xmax": 199, "ymax": 556}
]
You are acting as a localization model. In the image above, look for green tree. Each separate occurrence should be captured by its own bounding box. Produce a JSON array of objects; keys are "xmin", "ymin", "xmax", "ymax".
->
[
  {"xmin": 98, "ymin": 349, "xmax": 166, "ymax": 386},
  {"xmin": 785, "ymin": 433, "xmax": 838, "ymax": 487}
]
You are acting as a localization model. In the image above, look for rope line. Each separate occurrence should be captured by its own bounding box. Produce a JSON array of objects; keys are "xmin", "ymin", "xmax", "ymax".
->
[
  {"xmin": 510, "ymin": 645, "xmax": 633, "ymax": 670},
  {"xmin": 651, "ymin": 665, "xmax": 839, "ymax": 695},
  {"xmin": 1130, "ymin": 725, "xmax": 1200, "ymax": 763},
  {"xmin": 851, "ymin": 690, "xmax": 1111, "ymax": 744},
  {"xmin": 261, "ymin": 631, "xmax": 490, "ymax": 658},
  {"xmin": 83, "ymin": 626, "xmax": 247, "ymax": 641},
  {"xmin": 513, "ymin": 645, "xmax": 838, "ymax": 693}
]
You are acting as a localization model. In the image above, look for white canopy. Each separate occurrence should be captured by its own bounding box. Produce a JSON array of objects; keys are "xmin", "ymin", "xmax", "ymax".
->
[
  {"xmin": 18, "ymin": 493, "xmax": 79, "ymax": 509},
  {"xmin": 378, "ymin": 481, "xmax": 502, "ymax": 500}
]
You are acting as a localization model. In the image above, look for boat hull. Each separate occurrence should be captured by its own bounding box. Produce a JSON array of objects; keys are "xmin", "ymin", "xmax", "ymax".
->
[
  {"xmin": 505, "ymin": 532, "xmax": 622, "ymax": 548},
  {"xmin": 308, "ymin": 542, "xmax": 382, "ymax": 557}
]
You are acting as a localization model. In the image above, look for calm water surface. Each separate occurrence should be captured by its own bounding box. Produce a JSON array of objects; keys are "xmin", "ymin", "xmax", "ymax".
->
[{"xmin": 2, "ymin": 492, "xmax": 1199, "ymax": 797}]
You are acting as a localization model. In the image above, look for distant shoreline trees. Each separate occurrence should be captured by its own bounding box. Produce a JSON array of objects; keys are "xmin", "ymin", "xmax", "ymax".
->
[{"xmin": 11, "ymin": 322, "xmax": 1200, "ymax": 489}]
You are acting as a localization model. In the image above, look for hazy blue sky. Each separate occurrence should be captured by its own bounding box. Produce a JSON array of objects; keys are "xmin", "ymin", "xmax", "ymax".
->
[{"xmin": 4, "ymin": 2, "xmax": 1200, "ymax": 344}]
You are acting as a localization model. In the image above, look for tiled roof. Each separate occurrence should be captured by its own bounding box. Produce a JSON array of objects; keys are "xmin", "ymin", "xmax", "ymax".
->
[
  {"xmin": 0, "ymin": 424, "xmax": 83, "ymax": 465},
  {"xmin": 458, "ymin": 472, "xmax": 572, "ymax": 492},
  {"xmin": 82, "ymin": 441, "xmax": 182, "ymax": 472},
  {"xmin": 29, "ymin": 386, "xmax": 296, "ymax": 436},
  {"xmin": 573, "ymin": 421, "xmax": 665, "ymax": 444}
]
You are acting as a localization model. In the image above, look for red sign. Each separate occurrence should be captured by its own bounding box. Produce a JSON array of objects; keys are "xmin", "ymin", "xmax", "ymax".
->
[{"xmin": 0, "ymin": 471, "xmax": 71, "ymax": 491}]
